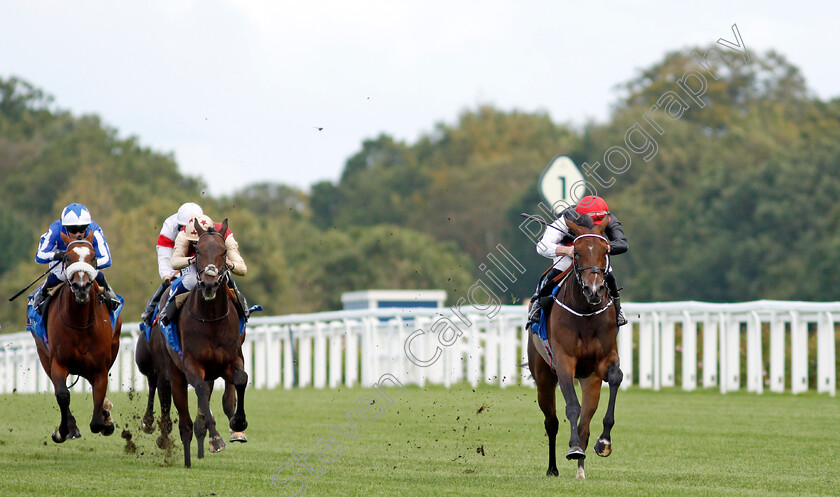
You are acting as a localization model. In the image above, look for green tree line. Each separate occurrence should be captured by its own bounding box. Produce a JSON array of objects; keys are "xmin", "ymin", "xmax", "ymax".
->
[{"xmin": 2, "ymin": 45, "xmax": 839, "ymax": 332}]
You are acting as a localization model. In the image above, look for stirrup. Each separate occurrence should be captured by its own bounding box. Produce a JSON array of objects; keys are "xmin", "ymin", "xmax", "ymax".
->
[
  {"xmin": 616, "ymin": 312, "xmax": 627, "ymax": 327},
  {"xmin": 140, "ymin": 305, "xmax": 155, "ymax": 326}
]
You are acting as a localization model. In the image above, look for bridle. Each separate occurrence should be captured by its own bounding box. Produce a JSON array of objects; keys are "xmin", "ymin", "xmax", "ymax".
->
[
  {"xmin": 187, "ymin": 229, "xmax": 231, "ymax": 322},
  {"xmin": 61, "ymin": 239, "xmax": 98, "ymax": 328},
  {"xmin": 194, "ymin": 230, "xmax": 230, "ymax": 283},
  {"xmin": 572, "ymin": 234, "xmax": 610, "ymax": 291},
  {"xmin": 554, "ymin": 233, "xmax": 613, "ymax": 317}
]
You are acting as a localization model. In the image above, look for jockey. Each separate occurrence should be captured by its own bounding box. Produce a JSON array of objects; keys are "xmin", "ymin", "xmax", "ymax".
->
[
  {"xmin": 159, "ymin": 214, "xmax": 249, "ymax": 326},
  {"xmin": 32, "ymin": 203, "xmax": 120, "ymax": 312},
  {"xmin": 140, "ymin": 202, "xmax": 204, "ymax": 326},
  {"xmin": 528, "ymin": 195, "xmax": 629, "ymax": 327}
]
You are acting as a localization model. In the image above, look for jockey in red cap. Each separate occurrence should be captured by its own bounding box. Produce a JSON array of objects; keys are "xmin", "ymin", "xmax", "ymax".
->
[{"xmin": 528, "ymin": 195, "xmax": 629, "ymax": 327}]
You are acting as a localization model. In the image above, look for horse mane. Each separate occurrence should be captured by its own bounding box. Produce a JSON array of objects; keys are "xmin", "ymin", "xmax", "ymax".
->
[{"xmin": 564, "ymin": 210, "xmax": 595, "ymax": 229}]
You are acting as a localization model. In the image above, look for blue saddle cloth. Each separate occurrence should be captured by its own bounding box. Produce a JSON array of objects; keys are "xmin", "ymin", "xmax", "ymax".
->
[
  {"xmin": 527, "ymin": 284, "xmax": 560, "ymax": 341},
  {"xmin": 26, "ymin": 287, "xmax": 124, "ymax": 350},
  {"xmin": 156, "ymin": 286, "xmax": 263, "ymax": 359}
]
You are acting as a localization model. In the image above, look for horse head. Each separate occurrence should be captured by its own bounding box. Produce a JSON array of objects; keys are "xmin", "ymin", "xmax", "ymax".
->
[
  {"xmin": 60, "ymin": 231, "xmax": 98, "ymax": 304},
  {"xmin": 193, "ymin": 217, "xmax": 229, "ymax": 301},
  {"xmin": 565, "ymin": 214, "xmax": 611, "ymax": 306}
]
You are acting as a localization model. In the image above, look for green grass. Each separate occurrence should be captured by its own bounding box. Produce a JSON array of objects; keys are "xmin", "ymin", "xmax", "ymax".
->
[{"xmin": 0, "ymin": 385, "xmax": 838, "ymax": 497}]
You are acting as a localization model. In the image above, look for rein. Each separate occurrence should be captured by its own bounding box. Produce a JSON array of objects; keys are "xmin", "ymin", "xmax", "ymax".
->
[
  {"xmin": 186, "ymin": 301, "xmax": 231, "ymax": 323},
  {"xmin": 572, "ymin": 234, "xmax": 610, "ymax": 290},
  {"xmin": 195, "ymin": 231, "xmax": 230, "ymax": 282},
  {"xmin": 60, "ymin": 239, "xmax": 99, "ymax": 329},
  {"xmin": 555, "ymin": 233, "xmax": 613, "ymax": 317},
  {"xmin": 186, "ymin": 229, "xmax": 232, "ymax": 323}
]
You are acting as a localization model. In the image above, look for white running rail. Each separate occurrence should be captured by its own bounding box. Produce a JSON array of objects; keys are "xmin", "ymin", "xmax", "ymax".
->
[{"xmin": 0, "ymin": 301, "xmax": 836, "ymax": 396}]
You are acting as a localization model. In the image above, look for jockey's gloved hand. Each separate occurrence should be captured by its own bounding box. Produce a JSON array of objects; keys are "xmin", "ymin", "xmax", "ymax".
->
[{"xmin": 54, "ymin": 250, "xmax": 68, "ymax": 263}]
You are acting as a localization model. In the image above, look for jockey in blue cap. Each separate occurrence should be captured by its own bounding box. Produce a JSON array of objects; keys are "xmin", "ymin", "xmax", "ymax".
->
[{"xmin": 32, "ymin": 203, "xmax": 120, "ymax": 312}]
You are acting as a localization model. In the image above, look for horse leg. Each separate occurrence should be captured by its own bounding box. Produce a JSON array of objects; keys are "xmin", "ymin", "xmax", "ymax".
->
[
  {"xmin": 527, "ymin": 339, "xmax": 560, "ymax": 476},
  {"xmin": 156, "ymin": 375, "xmax": 174, "ymax": 449},
  {"xmin": 194, "ymin": 380, "xmax": 218, "ymax": 456},
  {"xmin": 66, "ymin": 408, "xmax": 81, "ymax": 440},
  {"xmin": 594, "ymin": 357, "xmax": 623, "ymax": 457},
  {"xmin": 184, "ymin": 361, "xmax": 223, "ymax": 456},
  {"xmin": 229, "ymin": 364, "xmax": 248, "ymax": 434},
  {"xmin": 576, "ymin": 375, "xmax": 602, "ymax": 479},
  {"xmin": 223, "ymin": 381, "xmax": 246, "ymax": 443},
  {"xmin": 141, "ymin": 372, "xmax": 157, "ymax": 433},
  {"xmin": 168, "ymin": 365, "xmax": 193, "ymax": 468},
  {"xmin": 90, "ymin": 371, "xmax": 112, "ymax": 435},
  {"xmin": 135, "ymin": 335, "xmax": 157, "ymax": 433},
  {"xmin": 49, "ymin": 362, "xmax": 71, "ymax": 443},
  {"xmin": 555, "ymin": 356, "xmax": 585, "ymax": 460}
]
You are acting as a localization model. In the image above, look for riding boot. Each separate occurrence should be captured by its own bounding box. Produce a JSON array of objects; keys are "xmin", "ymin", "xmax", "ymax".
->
[
  {"xmin": 527, "ymin": 294, "xmax": 541, "ymax": 327},
  {"xmin": 605, "ymin": 272, "xmax": 627, "ymax": 327},
  {"xmin": 227, "ymin": 278, "xmax": 250, "ymax": 320},
  {"xmin": 160, "ymin": 298, "xmax": 179, "ymax": 327},
  {"xmin": 613, "ymin": 296, "xmax": 627, "ymax": 327},
  {"xmin": 32, "ymin": 284, "xmax": 52, "ymax": 314},
  {"xmin": 98, "ymin": 278, "xmax": 121, "ymax": 312},
  {"xmin": 141, "ymin": 281, "xmax": 170, "ymax": 326}
]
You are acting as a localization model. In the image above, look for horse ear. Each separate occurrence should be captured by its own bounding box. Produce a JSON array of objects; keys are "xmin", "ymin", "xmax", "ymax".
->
[
  {"xmin": 194, "ymin": 218, "xmax": 206, "ymax": 236},
  {"xmin": 565, "ymin": 217, "xmax": 583, "ymax": 236},
  {"xmin": 220, "ymin": 218, "xmax": 228, "ymax": 235},
  {"xmin": 595, "ymin": 216, "xmax": 610, "ymax": 235},
  {"xmin": 60, "ymin": 231, "xmax": 71, "ymax": 245}
]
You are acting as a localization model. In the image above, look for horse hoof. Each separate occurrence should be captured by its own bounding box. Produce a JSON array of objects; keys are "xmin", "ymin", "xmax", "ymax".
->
[
  {"xmin": 594, "ymin": 438, "xmax": 612, "ymax": 457},
  {"xmin": 576, "ymin": 466, "xmax": 586, "ymax": 480},
  {"xmin": 566, "ymin": 446, "xmax": 585, "ymax": 460},
  {"xmin": 141, "ymin": 420, "xmax": 155, "ymax": 434},
  {"xmin": 546, "ymin": 467, "xmax": 559, "ymax": 477},
  {"xmin": 229, "ymin": 431, "xmax": 247, "ymax": 443},
  {"xmin": 102, "ymin": 424, "xmax": 115, "ymax": 436},
  {"xmin": 67, "ymin": 431, "xmax": 82, "ymax": 441},
  {"xmin": 209, "ymin": 435, "xmax": 227, "ymax": 453},
  {"xmin": 156, "ymin": 436, "xmax": 172, "ymax": 450},
  {"xmin": 52, "ymin": 430, "xmax": 66, "ymax": 444}
]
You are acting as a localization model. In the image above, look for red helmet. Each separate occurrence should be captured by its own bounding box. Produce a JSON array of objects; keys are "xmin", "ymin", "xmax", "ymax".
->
[{"xmin": 575, "ymin": 196, "xmax": 609, "ymax": 224}]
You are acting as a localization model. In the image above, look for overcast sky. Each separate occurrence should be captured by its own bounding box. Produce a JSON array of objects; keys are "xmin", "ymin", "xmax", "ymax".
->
[{"xmin": 1, "ymin": 1, "xmax": 836, "ymax": 195}]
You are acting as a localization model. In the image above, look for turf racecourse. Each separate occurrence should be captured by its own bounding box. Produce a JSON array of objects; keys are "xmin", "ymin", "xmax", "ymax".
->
[{"xmin": 0, "ymin": 385, "xmax": 837, "ymax": 497}]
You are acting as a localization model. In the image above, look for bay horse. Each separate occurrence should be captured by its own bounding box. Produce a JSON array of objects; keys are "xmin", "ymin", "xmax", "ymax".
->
[
  {"xmin": 162, "ymin": 218, "xmax": 248, "ymax": 468},
  {"xmin": 527, "ymin": 215, "xmax": 623, "ymax": 479},
  {"xmin": 135, "ymin": 314, "xmax": 175, "ymax": 448},
  {"xmin": 33, "ymin": 231, "xmax": 122, "ymax": 442}
]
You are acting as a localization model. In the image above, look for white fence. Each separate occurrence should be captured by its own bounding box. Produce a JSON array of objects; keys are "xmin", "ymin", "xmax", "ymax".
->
[{"xmin": 0, "ymin": 300, "xmax": 836, "ymax": 396}]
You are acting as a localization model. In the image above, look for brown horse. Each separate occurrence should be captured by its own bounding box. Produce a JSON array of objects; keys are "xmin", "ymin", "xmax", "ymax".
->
[
  {"xmin": 162, "ymin": 218, "xmax": 248, "ymax": 468},
  {"xmin": 136, "ymin": 302, "xmax": 244, "ymax": 452},
  {"xmin": 135, "ymin": 316, "xmax": 175, "ymax": 448},
  {"xmin": 33, "ymin": 232, "xmax": 122, "ymax": 442},
  {"xmin": 527, "ymin": 216, "xmax": 623, "ymax": 479}
]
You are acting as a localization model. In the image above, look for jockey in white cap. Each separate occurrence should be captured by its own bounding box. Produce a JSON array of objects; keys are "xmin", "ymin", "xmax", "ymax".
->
[
  {"xmin": 140, "ymin": 202, "xmax": 204, "ymax": 325},
  {"xmin": 159, "ymin": 214, "xmax": 249, "ymax": 326}
]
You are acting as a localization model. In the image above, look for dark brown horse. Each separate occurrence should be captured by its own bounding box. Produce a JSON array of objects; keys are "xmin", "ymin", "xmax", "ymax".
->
[
  {"xmin": 135, "ymin": 315, "xmax": 175, "ymax": 448},
  {"xmin": 136, "ymin": 300, "xmax": 244, "ymax": 452},
  {"xmin": 162, "ymin": 218, "xmax": 248, "ymax": 468},
  {"xmin": 33, "ymin": 232, "xmax": 122, "ymax": 442},
  {"xmin": 527, "ymin": 216, "xmax": 623, "ymax": 479}
]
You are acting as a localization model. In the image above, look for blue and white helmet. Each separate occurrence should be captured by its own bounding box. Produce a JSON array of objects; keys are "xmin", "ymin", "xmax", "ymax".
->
[{"xmin": 61, "ymin": 203, "xmax": 92, "ymax": 227}]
